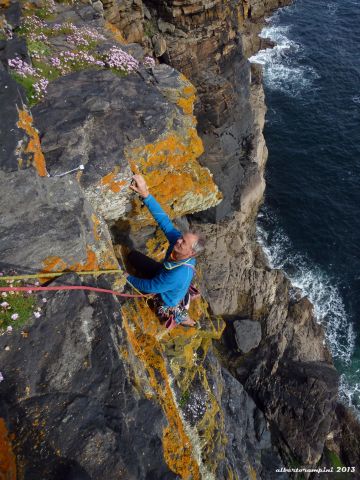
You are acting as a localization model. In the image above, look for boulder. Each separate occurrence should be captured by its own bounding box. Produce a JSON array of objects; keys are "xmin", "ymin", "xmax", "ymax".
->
[
  {"xmin": 152, "ymin": 34, "xmax": 166, "ymax": 57},
  {"xmin": 0, "ymin": 169, "xmax": 118, "ymax": 275},
  {"xmin": 234, "ymin": 318, "xmax": 262, "ymax": 353},
  {"xmin": 157, "ymin": 18, "xmax": 175, "ymax": 34}
]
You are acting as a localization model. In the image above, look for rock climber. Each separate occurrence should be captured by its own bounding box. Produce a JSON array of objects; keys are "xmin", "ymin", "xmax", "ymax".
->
[{"xmin": 125, "ymin": 174, "xmax": 205, "ymax": 330}]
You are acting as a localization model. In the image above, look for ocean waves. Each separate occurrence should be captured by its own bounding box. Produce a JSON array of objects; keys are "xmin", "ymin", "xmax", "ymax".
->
[
  {"xmin": 249, "ymin": 10, "xmax": 319, "ymax": 96},
  {"xmin": 256, "ymin": 207, "xmax": 359, "ymax": 413}
]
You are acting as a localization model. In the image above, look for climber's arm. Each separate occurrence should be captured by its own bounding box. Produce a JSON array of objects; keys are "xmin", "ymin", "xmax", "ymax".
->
[{"xmin": 130, "ymin": 174, "xmax": 181, "ymax": 243}]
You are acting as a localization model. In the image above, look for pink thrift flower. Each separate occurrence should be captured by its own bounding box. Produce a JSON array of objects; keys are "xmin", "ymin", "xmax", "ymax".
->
[
  {"xmin": 6, "ymin": 326, "xmax": 13, "ymax": 333},
  {"xmin": 11, "ymin": 313, "xmax": 19, "ymax": 320},
  {"xmin": 42, "ymin": 298, "xmax": 47, "ymax": 303},
  {"xmin": 34, "ymin": 311, "xmax": 41, "ymax": 319},
  {"xmin": 0, "ymin": 372, "xmax": 3, "ymax": 382},
  {"xmin": 1, "ymin": 302, "xmax": 9, "ymax": 308}
]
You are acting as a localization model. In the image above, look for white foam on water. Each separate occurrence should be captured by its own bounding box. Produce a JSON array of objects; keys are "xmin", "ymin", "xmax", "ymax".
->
[
  {"xmin": 327, "ymin": 2, "xmax": 339, "ymax": 15},
  {"xmin": 256, "ymin": 208, "xmax": 359, "ymax": 413},
  {"xmin": 339, "ymin": 370, "xmax": 360, "ymax": 417},
  {"xmin": 249, "ymin": 11, "xmax": 319, "ymax": 96},
  {"xmin": 257, "ymin": 209, "xmax": 355, "ymax": 366}
]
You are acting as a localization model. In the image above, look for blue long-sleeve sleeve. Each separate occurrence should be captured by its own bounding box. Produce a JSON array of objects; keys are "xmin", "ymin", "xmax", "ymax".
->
[
  {"xmin": 127, "ymin": 259, "xmax": 195, "ymax": 307},
  {"xmin": 143, "ymin": 194, "xmax": 181, "ymax": 244}
]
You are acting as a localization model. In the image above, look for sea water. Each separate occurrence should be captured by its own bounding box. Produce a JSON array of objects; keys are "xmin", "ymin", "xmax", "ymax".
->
[{"xmin": 250, "ymin": 0, "xmax": 360, "ymax": 414}]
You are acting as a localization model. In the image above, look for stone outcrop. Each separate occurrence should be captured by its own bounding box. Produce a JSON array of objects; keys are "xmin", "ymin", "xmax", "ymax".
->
[
  {"xmin": 0, "ymin": 170, "xmax": 119, "ymax": 276},
  {"xmin": 33, "ymin": 67, "xmax": 220, "ymax": 223}
]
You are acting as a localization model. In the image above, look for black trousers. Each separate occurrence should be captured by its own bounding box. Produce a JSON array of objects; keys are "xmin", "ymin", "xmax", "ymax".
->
[
  {"xmin": 127, "ymin": 250, "xmax": 194, "ymax": 310},
  {"xmin": 127, "ymin": 250, "xmax": 162, "ymax": 279}
]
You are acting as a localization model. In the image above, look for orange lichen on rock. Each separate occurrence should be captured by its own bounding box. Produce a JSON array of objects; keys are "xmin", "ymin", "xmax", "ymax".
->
[
  {"xmin": 177, "ymin": 78, "xmax": 196, "ymax": 116},
  {"xmin": 104, "ymin": 21, "xmax": 126, "ymax": 43},
  {"xmin": 17, "ymin": 108, "xmax": 47, "ymax": 177},
  {"xmin": 127, "ymin": 128, "xmax": 221, "ymax": 224},
  {"xmin": 0, "ymin": 418, "xmax": 17, "ymax": 480},
  {"xmin": 121, "ymin": 300, "xmax": 200, "ymax": 479},
  {"xmin": 40, "ymin": 245, "xmax": 118, "ymax": 280},
  {"xmin": 100, "ymin": 168, "xmax": 127, "ymax": 193},
  {"xmin": 91, "ymin": 214, "xmax": 101, "ymax": 241}
]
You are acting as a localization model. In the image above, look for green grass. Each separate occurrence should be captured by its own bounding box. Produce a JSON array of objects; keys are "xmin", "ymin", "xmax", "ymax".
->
[
  {"xmin": 32, "ymin": 58, "xmax": 60, "ymax": 81},
  {"xmin": 27, "ymin": 39, "xmax": 51, "ymax": 57},
  {"xmin": 0, "ymin": 280, "xmax": 36, "ymax": 332},
  {"xmin": 10, "ymin": 72, "xmax": 38, "ymax": 106},
  {"xmin": 144, "ymin": 19, "xmax": 157, "ymax": 38},
  {"xmin": 326, "ymin": 449, "xmax": 344, "ymax": 469},
  {"xmin": 179, "ymin": 390, "xmax": 190, "ymax": 408}
]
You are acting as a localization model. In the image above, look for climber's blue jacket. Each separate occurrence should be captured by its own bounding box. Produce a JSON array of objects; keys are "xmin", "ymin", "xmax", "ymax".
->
[{"xmin": 127, "ymin": 194, "xmax": 195, "ymax": 307}]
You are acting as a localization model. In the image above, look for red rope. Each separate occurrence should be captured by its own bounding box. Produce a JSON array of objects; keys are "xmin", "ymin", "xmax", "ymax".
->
[{"xmin": 0, "ymin": 285, "xmax": 149, "ymax": 298}]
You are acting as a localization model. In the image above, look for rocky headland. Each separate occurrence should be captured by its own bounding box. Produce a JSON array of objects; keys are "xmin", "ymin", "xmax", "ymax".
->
[{"xmin": 0, "ymin": 0, "xmax": 359, "ymax": 479}]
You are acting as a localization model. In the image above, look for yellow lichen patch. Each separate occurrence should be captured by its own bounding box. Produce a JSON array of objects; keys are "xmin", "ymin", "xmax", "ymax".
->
[
  {"xmin": 145, "ymin": 233, "xmax": 168, "ymax": 262},
  {"xmin": 0, "ymin": 0, "xmax": 10, "ymax": 7},
  {"xmin": 0, "ymin": 418, "xmax": 16, "ymax": 480},
  {"xmin": 91, "ymin": 214, "xmax": 101, "ymax": 241},
  {"xmin": 127, "ymin": 128, "xmax": 221, "ymax": 225},
  {"xmin": 248, "ymin": 464, "xmax": 257, "ymax": 480},
  {"xmin": 104, "ymin": 21, "xmax": 126, "ymax": 43},
  {"xmin": 40, "ymin": 244, "xmax": 118, "ymax": 281},
  {"xmin": 121, "ymin": 300, "xmax": 200, "ymax": 479},
  {"xmin": 100, "ymin": 168, "xmax": 127, "ymax": 193},
  {"xmin": 177, "ymin": 77, "xmax": 196, "ymax": 116},
  {"xmin": 17, "ymin": 108, "xmax": 47, "ymax": 177}
]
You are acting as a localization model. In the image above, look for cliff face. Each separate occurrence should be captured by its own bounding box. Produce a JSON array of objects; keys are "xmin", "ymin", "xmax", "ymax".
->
[{"xmin": 0, "ymin": 0, "xmax": 359, "ymax": 479}]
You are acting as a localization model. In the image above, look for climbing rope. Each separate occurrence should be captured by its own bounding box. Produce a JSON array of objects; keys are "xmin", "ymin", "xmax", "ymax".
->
[
  {"xmin": 0, "ymin": 285, "xmax": 150, "ymax": 298},
  {"xmin": 0, "ymin": 268, "xmax": 152, "ymax": 299}
]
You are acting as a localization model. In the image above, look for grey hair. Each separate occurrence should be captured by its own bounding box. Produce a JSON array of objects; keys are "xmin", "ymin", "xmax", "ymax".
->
[{"xmin": 190, "ymin": 232, "xmax": 206, "ymax": 256}]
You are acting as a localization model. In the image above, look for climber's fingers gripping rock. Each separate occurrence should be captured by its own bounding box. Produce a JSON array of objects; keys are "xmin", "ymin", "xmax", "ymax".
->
[{"xmin": 130, "ymin": 174, "xmax": 149, "ymax": 198}]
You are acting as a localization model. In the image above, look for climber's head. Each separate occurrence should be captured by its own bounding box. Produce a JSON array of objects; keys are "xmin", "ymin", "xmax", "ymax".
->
[{"xmin": 172, "ymin": 231, "xmax": 206, "ymax": 260}]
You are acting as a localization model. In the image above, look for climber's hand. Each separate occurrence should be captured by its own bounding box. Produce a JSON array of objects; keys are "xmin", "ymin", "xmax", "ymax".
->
[{"xmin": 130, "ymin": 174, "xmax": 149, "ymax": 198}]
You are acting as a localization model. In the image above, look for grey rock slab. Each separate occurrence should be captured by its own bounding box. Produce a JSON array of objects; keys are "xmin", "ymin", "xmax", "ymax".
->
[
  {"xmin": 0, "ymin": 169, "xmax": 115, "ymax": 275},
  {"xmin": 32, "ymin": 69, "xmax": 174, "ymax": 222},
  {"xmin": 234, "ymin": 318, "xmax": 262, "ymax": 353},
  {"xmin": 0, "ymin": 69, "xmax": 27, "ymax": 172}
]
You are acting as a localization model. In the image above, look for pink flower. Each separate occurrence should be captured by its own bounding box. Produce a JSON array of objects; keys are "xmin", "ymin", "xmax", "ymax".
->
[
  {"xmin": 0, "ymin": 372, "xmax": 3, "ymax": 382},
  {"xmin": 143, "ymin": 56, "xmax": 155, "ymax": 68},
  {"xmin": 34, "ymin": 311, "xmax": 41, "ymax": 319},
  {"xmin": 1, "ymin": 302, "xmax": 9, "ymax": 308},
  {"xmin": 42, "ymin": 298, "xmax": 47, "ymax": 303},
  {"xmin": 6, "ymin": 326, "xmax": 13, "ymax": 333},
  {"xmin": 11, "ymin": 313, "xmax": 19, "ymax": 320}
]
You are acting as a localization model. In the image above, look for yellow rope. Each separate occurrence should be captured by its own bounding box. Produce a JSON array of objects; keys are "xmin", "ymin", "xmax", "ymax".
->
[
  {"xmin": 0, "ymin": 269, "xmax": 123, "ymax": 282},
  {"xmin": 0, "ymin": 268, "xmax": 152, "ymax": 298}
]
